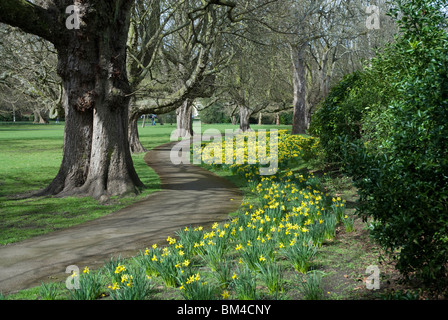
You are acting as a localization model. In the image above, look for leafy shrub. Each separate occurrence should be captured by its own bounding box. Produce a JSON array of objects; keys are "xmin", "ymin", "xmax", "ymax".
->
[
  {"xmin": 309, "ymin": 57, "xmax": 399, "ymax": 165},
  {"xmin": 309, "ymin": 71, "xmax": 365, "ymax": 164},
  {"xmin": 336, "ymin": 0, "xmax": 448, "ymax": 291}
]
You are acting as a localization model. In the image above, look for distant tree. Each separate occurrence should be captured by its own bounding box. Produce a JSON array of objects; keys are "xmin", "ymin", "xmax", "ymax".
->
[
  {"xmin": 0, "ymin": 25, "xmax": 62, "ymax": 123},
  {"xmin": 216, "ymin": 11, "xmax": 292, "ymax": 132},
  {"xmin": 261, "ymin": 0, "xmax": 396, "ymax": 134},
  {"xmin": 126, "ymin": 0, "xmax": 235, "ymax": 150},
  {"xmin": 0, "ymin": 0, "xmax": 271, "ymax": 200}
]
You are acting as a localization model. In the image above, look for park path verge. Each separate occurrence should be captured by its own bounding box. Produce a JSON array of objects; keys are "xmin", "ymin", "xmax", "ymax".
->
[{"xmin": 0, "ymin": 138, "xmax": 242, "ymax": 295}]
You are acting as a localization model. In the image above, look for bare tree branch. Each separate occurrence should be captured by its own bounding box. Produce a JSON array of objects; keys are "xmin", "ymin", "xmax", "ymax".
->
[{"xmin": 0, "ymin": 0, "xmax": 59, "ymax": 44}]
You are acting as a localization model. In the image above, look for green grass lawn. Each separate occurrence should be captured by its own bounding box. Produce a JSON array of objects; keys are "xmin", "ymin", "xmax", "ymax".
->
[
  {"xmin": 0, "ymin": 123, "xmax": 173, "ymax": 244},
  {"xmin": 1, "ymin": 122, "xmax": 419, "ymax": 301},
  {"xmin": 0, "ymin": 122, "xmax": 291, "ymax": 244}
]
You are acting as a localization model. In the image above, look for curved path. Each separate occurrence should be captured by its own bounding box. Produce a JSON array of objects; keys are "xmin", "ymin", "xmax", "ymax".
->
[{"xmin": 0, "ymin": 139, "xmax": 242, "ymax": 295}]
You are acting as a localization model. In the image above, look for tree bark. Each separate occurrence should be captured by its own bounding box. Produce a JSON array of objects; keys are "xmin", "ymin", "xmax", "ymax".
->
[
  {"xmin": 320, "ymin": 49, "xmax": 335, "ymax": 100},
  {"xmin": 0, "ymin": 0, "xmax": 59, "ymax": 45},
  {"xmin": 32, "ymin": 110, "xmax": 43, "ymax": 124},
  {"xmin": 38, "ymin": 114, "xmax": 49, "ymax": 124},
  {"xmin": 35, "ymin": 109, "xmax": 49, "ymax": 124},
  {"xmin": 40, "ymin": 102, "xmax": 93, "ymax": 196},
  {"xmin": 239, "ymin": 105, "xmax": 252, "ymax": 132},
  {"xmin": 34, "ymin": 1, "xmax": 144, "ymax": 199},
  {"xmin": 129, "ymin": 110, "xmax": 148, "ymax": 154},
  {"xmin": 175, "ymin": 99, "xmax": 194, "ymax": 138},
  {"xmin": 290, "ymin": 43, "xmax": 308, "ymax": 135}
]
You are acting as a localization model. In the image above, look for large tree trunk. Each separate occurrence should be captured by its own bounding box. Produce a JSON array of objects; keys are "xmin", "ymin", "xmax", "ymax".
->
[
  {"xmin": 239, "ymin": 105, "xmax": 252, "ymax": 132},
  {"xmin": 38, "ymin": 1, "xmax": 143, "ymax": 199},
  {"xmin": 320, "ymin": 49, "xmax": 330, "ymax": 99},
  {"xmin": 33, "ymin": 110, "xmax": 39, "ymax": 124},
  {"xmin": 33, "ymin": 109, "xmax": 49, "ymax": 124},
  {"xmin": 40, "ymin": 102, "xmax": 93, "ymax": 196},
  {"xmin": 290, "ymin": 43, "xmax": 308, "ymax": 135},
  {"xmin": 129, "ymin": 110, "xmax": 148, "ymax": 154},
  {"xmin": 175, "ymin": 99, "xmax": 194, "ymax": 138},
  {"xmin": 320, "ymin": 49, "xmax": 335, "ymax": 100}
]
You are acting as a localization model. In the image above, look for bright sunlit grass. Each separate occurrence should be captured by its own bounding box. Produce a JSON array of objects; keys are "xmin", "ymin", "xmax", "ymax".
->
[
  {"xmin": 0, "ymin": 122, "xmax": 292, "ymax": 245},
  {"xmin": 0, "ymin": 123, "xmax": 169, "ymax": 244}
]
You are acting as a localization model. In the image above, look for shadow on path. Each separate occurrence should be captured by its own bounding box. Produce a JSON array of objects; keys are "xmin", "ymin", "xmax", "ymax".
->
[{"xmin": 0, "ymin": 140, "xmax": 242, "ymax": 295}]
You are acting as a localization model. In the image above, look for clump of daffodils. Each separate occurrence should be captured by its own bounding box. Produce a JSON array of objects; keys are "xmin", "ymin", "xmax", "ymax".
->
[{"xmin": 79, "ymin": 130, "xmax": 347, "ymax": 300}]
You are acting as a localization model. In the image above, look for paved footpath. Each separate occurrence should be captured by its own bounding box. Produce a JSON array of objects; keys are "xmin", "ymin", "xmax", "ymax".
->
[{"xmin": 0, "ymin": 139, "xmax": 242, "ymax": 295}]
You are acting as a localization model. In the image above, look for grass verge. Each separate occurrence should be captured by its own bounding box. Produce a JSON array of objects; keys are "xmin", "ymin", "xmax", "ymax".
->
[
  {"xmin": 0, "ymin": 124, "xmax": 419, "ymax": 300},
  {"xmin": 0, "ymin": 123, "xmax": 176, "ymax": 244}
]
